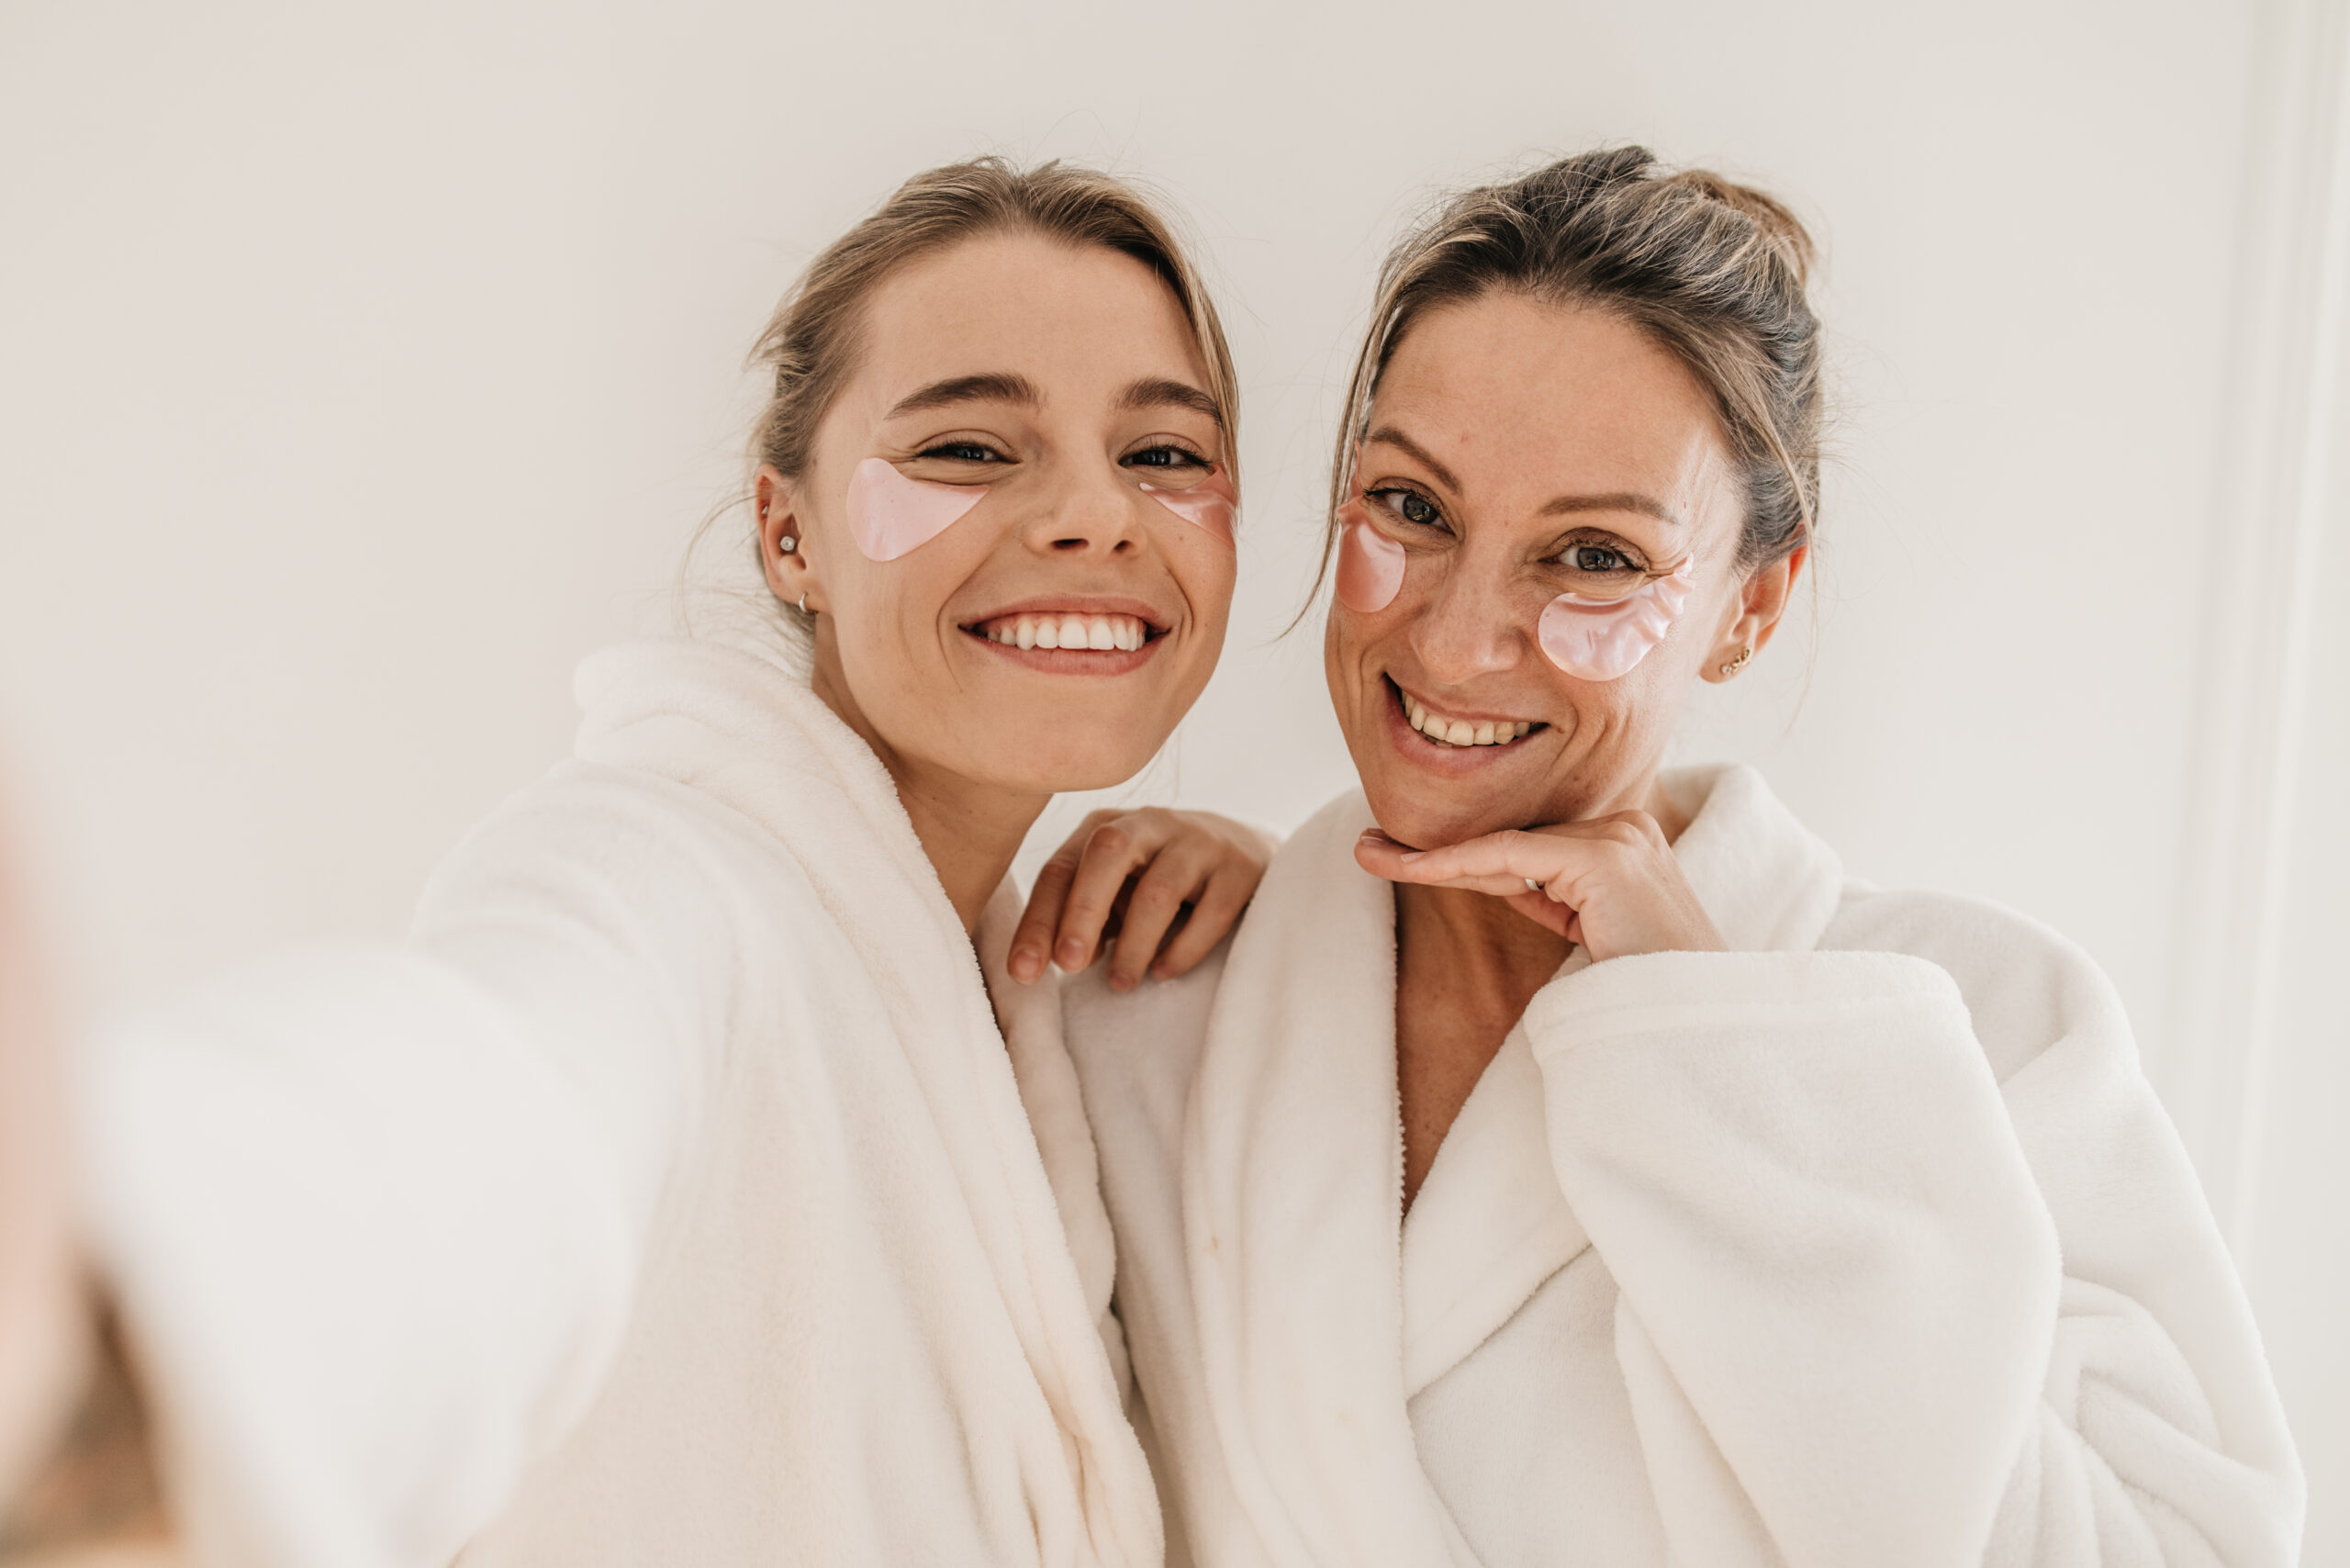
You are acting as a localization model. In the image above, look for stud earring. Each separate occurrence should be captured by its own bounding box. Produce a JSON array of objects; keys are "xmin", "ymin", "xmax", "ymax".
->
[
  {"xmin": 1718, "ymin": 644, "xmax": 1753, "ymax": 677},
  {"xmin": 778, "ymin": 535, "xmax": 797, "ymax": 554}
]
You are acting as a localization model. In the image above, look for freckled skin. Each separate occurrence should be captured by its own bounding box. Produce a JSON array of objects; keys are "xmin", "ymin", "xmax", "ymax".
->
[
  {"xmin": 1324, "ymin": 293, "xmax": 1805, "ymax": 1204},
  {"xmin": 1326, "ymin": 296, "xmax": 1760, "ymax": 850}
]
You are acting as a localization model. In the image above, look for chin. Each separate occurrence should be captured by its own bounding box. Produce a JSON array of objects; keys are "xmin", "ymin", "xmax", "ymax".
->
[
  {"xmin": 1364, "ymin": 790, "xmax": 1524, "ymax": 853},
  {"xmin": 972, "ymin": 734, "xmax": 1165, "ymax": 797}
]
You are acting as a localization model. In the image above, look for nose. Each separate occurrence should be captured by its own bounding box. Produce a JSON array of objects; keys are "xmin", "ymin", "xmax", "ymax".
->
[
  {"xmin": 1019, "ymin": 457, "xmax": 1145, "ymax": 557},
  {"xmin": 1408, "ymin": 554, "xmax": 1525, "ymax": 684}
]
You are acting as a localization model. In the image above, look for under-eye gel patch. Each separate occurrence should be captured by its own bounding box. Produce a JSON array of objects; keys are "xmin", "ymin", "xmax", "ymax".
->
[
  {"xmin": 1335, "ymin": 505, "xmax": 1405, "ymax": 613},
  {"xmin": 1537, "ymin": 556, "xmax": 1696, "ymax": 681},
  {"xmin": 845, "ymin": 457, "xmax": 988, "ymax": 563},
  {"xmin": 1139, "ymin": 470, "xmax": 1238, "ymax": 545}
]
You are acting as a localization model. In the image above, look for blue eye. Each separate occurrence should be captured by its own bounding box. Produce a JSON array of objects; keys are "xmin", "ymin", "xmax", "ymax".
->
[{"xmin": 1375, "ymin": 488, "xmax": 1442, "ymax": 528}]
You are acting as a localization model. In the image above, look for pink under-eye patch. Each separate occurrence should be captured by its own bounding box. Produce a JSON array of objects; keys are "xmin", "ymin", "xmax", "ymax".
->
[
  {"xmin": 1139, "ymin": 468, "xmax": 1238, "ymax": 545},
  {"xmin": 1536, "ymin": 556, "xmax": 1697, "ymax": 681},
  {"xmin": 845, "ymin": 457, "xmax": 988, "ymax": 562},
  {"xmin": 1334, "ymin": 503, "xmax": 1405, "ymax": 612}
]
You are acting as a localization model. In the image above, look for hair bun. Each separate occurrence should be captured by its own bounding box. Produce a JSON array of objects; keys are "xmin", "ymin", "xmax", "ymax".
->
[{"xmin": 1663, "ymin": 169, "xmax": 1817, "ymax": 290}]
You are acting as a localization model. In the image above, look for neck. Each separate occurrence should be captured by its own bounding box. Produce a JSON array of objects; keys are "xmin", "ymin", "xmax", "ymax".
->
[
  {"xmin": 810, "ymin": 659, "xmax": 1044, "ymax": 936},
  {"xmin": 1396, "ymin": 882, "xmax": 1571, "ymax": 1018},
  {"xmin": 1395, "ymin": 766, "xmax": 1694, "ymax": 1050}
]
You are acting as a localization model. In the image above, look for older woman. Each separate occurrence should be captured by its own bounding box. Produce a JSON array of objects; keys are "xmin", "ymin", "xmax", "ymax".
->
[{"xmin": 1053, "ymin": 148, "xmax": 2304, "ymax": 1566}]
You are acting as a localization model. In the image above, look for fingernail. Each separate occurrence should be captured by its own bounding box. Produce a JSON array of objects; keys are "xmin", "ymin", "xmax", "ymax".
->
[
  {"xmin": 1009, "ymin": 947, "xmax": 1041, "ymax": 982},
  {"xmin": 1398, "ymin": 850, "xmax": 1423, "ymax": 861},
  {"xmin": 1109, "ymin": 972, "xmax": 1136, "ymax": 992},
  {"xmin": 1057, "ymin": 937, "xmax": 1088, "ymax": 967}
]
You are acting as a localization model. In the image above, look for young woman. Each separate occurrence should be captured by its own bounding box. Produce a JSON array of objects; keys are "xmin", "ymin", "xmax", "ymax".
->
[
  {"xmin": 26, "ymin": 158, "xmax": 1270, "ymax": 1567},
  {"xmin": 1049, "ymin": 149, "xmax": 2305, "ymax": 1566}
]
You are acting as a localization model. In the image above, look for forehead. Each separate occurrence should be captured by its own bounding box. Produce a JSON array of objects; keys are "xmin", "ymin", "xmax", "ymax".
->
[
  {"xmin": 853, "ymin": 232, "xmax": 1206, "ymax": 409},
  {"xmin": 1371, "ymin": 294, "xmax": 1733, "ymax": 512}
]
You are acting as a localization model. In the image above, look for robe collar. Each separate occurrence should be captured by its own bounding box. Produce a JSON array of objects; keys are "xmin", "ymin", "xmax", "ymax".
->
[{"xmin": 1183, "ymin": 763, "xmax": 1843, "ymax": 1562}]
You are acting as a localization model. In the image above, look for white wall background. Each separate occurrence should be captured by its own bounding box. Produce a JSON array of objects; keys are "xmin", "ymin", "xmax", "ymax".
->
[{"xmin": 2, "ymin": 0, "xmax": 2342, "ymax": 1553}]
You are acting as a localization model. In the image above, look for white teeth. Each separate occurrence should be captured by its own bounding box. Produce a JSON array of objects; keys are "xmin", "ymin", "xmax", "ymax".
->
[
  {"xmin": 1398, "ymin": 689, "xmax": 1536, "ymax": 748},
  {"xmin": 978, "ymin": 612, "xmax": 1151, "ymax": 654}
]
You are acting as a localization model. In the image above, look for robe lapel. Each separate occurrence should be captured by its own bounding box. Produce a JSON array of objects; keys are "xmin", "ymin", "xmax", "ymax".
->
[
  {"xmin": 1400, "ymin": 1022, "xmax": 1591, "ymax": 1400},
  {"xmin": 1393, "ymin": 764, "xmax": 1847, "ymax": 1397},
  {"xmin": 1182, "ymin": 792, "xmax": 1480, "ymax": 1568}
]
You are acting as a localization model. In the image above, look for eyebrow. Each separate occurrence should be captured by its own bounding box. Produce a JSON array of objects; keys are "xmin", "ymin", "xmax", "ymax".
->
[
  {"xmin": 1118, "ymin": 375, "xmax": 1224, "ymax": 427},
  {"xmin": 1364, "ymin": 423, "xmax": 1684, "ymax": 527},
  {"xmin": 884, "ymin": 372, "xmax": 1043, "ymax": 420}
]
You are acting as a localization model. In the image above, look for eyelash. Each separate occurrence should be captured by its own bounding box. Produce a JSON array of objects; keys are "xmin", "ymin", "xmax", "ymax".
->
[
  {"xmin": 1369, "ymin": 486, "xmax": 1448, "ymax": 532},
  {"xmin": 1124, "ymin": 442, "xmax": 1210, "ymax": 472},
  {"xmin": 917, "ymin": 440, "xmax": 1007, "ymax": 464}
]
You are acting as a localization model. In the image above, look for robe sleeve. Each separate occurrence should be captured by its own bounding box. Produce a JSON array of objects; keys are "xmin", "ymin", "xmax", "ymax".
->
[
  {"xmin": 1520, "ymin": 917, "xmax": 2302, "ymax": 1568},
  {"xmin": 71, "ymin": 764, "xmax": 748, "ymax": 1568}
]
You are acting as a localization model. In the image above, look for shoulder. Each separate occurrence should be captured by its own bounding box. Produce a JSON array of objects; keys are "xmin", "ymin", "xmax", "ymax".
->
[
  {"xmin": 1059, "ymin": 939, "xmax": 1230, "ymax": 1169},
  {"xmin": 1061, "ymin": 938, "xmax": 1230, "ymax": 1086},
  {"xmin": 1823, "ymin": 884, "xmax": 2133, "ymax": 1083}
]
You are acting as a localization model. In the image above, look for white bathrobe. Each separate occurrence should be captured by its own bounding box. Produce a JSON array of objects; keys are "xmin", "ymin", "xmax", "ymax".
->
[
  {"xmin": 74, "ymin": 637, "xmax": 1159, "ymax": 1568},
  {"xmin": 1063, "ymin": 766, "xmax": 2304, "ymax": 1568}
]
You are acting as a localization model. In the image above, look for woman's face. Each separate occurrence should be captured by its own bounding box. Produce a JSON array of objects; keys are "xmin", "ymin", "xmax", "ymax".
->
[
  {"xmin": 759, "ymin": 233, "xmax": 1236, "ymax": 797},
  {"xmin": 1326, "ymin": 292, "xmax": 1796, "ymax": 849}
]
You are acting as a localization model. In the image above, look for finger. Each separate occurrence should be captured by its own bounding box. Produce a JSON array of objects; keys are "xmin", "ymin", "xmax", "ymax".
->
[
  {"xmin": 1054, "ymin": 817, "xmax": 1170, "ymax": 973},
  {"xmin": 1106, "ymin": 839, "xmax": 1216, "ymax": 991},
  {"xmin": 1150, "ymin": 863, "xmax": 1256, "ymax": 979},
  {"xmin": 1386, "ymin": 829, "xmax": 1593, "ymax": 890},
  {"xmin": 1010, "ymin": 845, "xmax": 1082, "ymax": 983},
  {"xmin": 1503, "ymin": 887, "xmax": 1577, "ymax": 939}
]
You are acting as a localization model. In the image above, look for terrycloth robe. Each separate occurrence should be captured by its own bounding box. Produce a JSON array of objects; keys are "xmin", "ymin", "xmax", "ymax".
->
[
  {"xmin": 1063, "ymin": 766, "xmax": 2304, "ymax": 1568},
  {"xmin": 73, "ymin": 637, "xmax": 1160, "ymax": 1568}
]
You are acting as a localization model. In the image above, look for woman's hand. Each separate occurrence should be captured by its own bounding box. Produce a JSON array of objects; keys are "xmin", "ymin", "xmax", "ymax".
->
[
  {"xmin": 1011, "ymin": 809, "xmax": 1279, "ymax": 990},
  {"xmin": 1355, "ymin": 812, "xmax": 1724, "ymax": 960}
]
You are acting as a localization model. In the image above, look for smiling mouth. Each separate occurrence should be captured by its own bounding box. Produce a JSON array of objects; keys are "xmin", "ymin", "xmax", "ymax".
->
[
  {"xmin": 1389, "ymin": 677, "xmax": 1543, "ymax": 749},
  {"xmin": 962, "ymin": 610, "xmax": 1164, "ymax": 654}
]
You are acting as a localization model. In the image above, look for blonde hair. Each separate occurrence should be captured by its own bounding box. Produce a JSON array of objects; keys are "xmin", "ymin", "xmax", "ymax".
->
[
  {"xmin": 744, "ymin": 157, "xmax": 1238, "ymax": 595},
  {"xmin": 1318, "ymin": 145, "xmax": 1821, "ymax": 594}
]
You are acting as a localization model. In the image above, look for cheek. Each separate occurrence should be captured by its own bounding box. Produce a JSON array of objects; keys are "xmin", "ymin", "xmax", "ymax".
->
[
  {"xmin": 1535, "ymin": 560, "xmax": 1696, "ymax": 681},
  {"xmin": 845, "ymin": 457, "xmax": 987, "ymax": 562},
  {"xmin": 1140, "ymin": 468, "xmax": 1237, "ymax": 546},
  {"xmin": 1334, "ymin": 511, "xmax": 1405, "ymax": 613}
]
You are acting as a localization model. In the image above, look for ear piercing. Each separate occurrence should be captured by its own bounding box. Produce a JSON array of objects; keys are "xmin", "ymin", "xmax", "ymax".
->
[
  {"xmin": 778, "ymin": 535, "xmax": 798, "ymax": 554},
  {"xmin": 798, "ymin": 593, "xmax": 810, "ymax": 615},
  {"xmin": 1718, "ymin": 644, "xmax": 1753, "ymax": 677}
]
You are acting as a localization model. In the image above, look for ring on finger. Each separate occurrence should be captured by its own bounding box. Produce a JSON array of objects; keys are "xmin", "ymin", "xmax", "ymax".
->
[{"xmin": 1523, "ymin": 877, "xmax": 1546, "ymax": 893}]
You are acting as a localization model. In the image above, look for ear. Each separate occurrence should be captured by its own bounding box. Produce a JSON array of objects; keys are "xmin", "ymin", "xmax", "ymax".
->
[
  {"xmin": 1703, "ymin": 545, "xmax": 1806, "ymax": 682},
  {"xmin": 755, "ymin": 465, "xmax": 823, "ymax": 613}
]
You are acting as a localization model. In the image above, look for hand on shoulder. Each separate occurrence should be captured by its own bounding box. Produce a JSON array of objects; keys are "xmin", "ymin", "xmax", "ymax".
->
[{"xmin": 1012, "ymin": 809, "xmax": 1280, "ymax": 989}]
